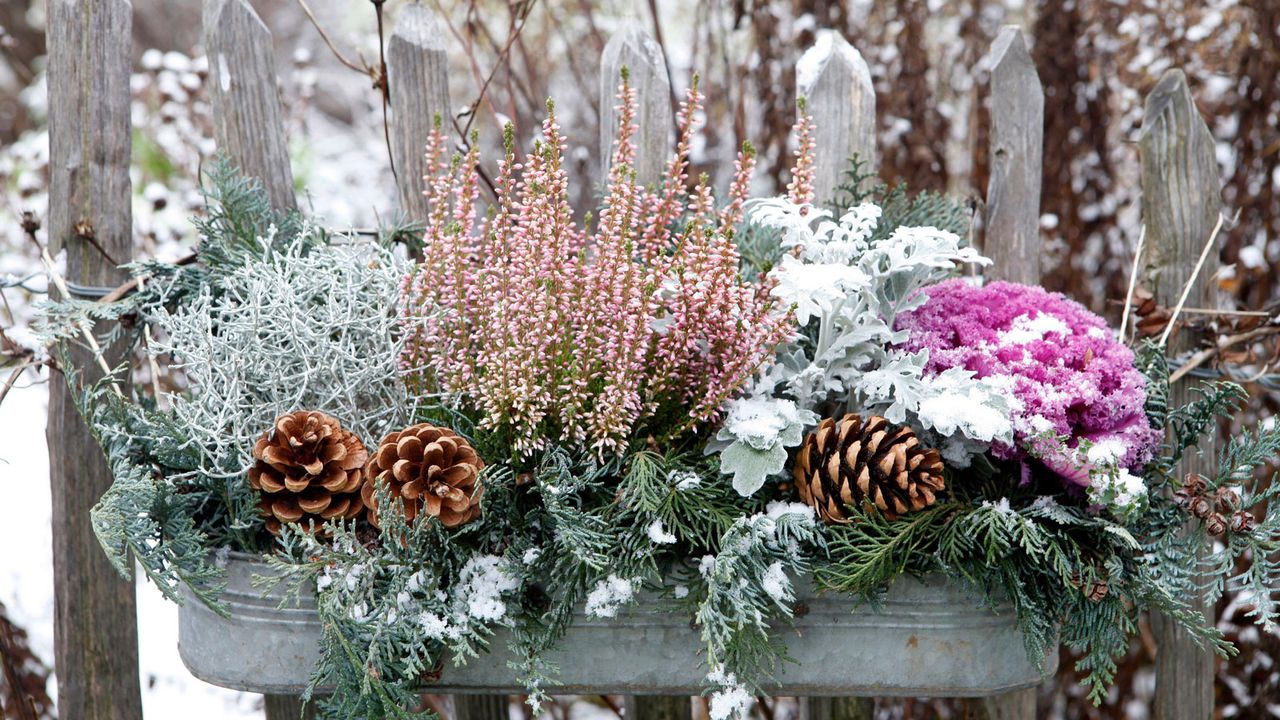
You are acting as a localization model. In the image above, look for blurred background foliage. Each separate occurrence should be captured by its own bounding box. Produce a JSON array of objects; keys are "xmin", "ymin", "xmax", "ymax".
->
[{"xmin": 1, "ymin": 0, "xmax": 1276, "ymax": 718}]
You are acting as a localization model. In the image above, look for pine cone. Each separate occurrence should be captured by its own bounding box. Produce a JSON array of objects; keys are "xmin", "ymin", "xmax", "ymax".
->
[
  {"xmin": 793, "ymin": 414, "xmax": 945, "ymax": 523},
  {"xmin": 248, "ymin": 411, "xmax": 368, "ymax": 534},
  {"xmin": 362, "ymin": 423, "xmax": 484, "ymax": 528}
]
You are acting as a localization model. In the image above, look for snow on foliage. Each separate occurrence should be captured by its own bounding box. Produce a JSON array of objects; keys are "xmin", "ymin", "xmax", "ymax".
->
[
  {"xmin": 456, "ymin": 555, "xmax": 520, "ymax": 622},
  {"xmin": 584, "ymin": 574, "xmax": 637, "ymax": 618},
  {"xmin": 715, "ymin": 194, "xmax": 1003, "ymax": 490},
  {"xmin": 898, "ymin": 278, "xmax": 1161, "ymax": 504}
]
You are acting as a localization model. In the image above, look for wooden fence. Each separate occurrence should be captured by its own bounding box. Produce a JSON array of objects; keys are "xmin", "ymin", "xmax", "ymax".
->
[{"xmin": 44, "ymin": 1, "xmax": 1225, "ymax": 719}]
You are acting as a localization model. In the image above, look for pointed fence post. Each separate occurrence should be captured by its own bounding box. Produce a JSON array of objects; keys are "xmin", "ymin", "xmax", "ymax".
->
[
  {"xmin": 45, "ymin": 1, "xmax": 143, "ymax": 718},
  {"xmin": 795, "ymin": 29, "xmax": 876, "ymax": 205},
  {"xmin": 982, "ymin": 26, "xmax": 1044, "ymax": 282},
  {"xmin": 1139, "ymin": 69, "xmax": 1222, "ymax": 720},
  {"xmin": 204, "ymin": 0, "xmax": 296, "ymax": 210},
  {"xmin": 600, "ymin": 23, "xmax": 672, "ymax": 188},
  {"xmin": 970, "ymin": 26, "xmax": 1046, "ymax": 720},
  {"xmin": 388, "ymin": 3, "xmax": 451, "ymax": 222},
  {"xmin": 387, "ymin": 13, "xmax": 507, "ymax": 716},
  {"xmin": 203, "ymin": 1, "xmax": 304, "ymax": 716},
  {"xmin": 795, "ymin": 29, "xmax": 877, "ymax": 720}
]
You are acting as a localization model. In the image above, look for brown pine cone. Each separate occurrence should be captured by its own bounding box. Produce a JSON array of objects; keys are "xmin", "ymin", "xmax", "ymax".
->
[
  {"xmin": 362, "ymin": 423, "xmax": 484, "ymax": 528},
  {"xmin": 793, "ymin": 414, "xmax": 945, "ymax": 523},
  {"xmin": 248, "ymin": 411, "xmax": 368, "ymax": 534}
]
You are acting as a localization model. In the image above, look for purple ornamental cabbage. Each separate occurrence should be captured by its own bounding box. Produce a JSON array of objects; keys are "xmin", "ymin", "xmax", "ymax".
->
[{"xmin": 897, "ymin": 279, "xmax": 1160, "ymax": 485}]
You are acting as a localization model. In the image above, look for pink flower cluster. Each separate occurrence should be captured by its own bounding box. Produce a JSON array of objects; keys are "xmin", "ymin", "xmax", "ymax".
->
[
  {"xmin": 897, "ymin": 279, "xmax": 1161, "ymax": 482},
  {"xmin": 402, "ymin": 78, "xmax": 793, "ymax": 456}
]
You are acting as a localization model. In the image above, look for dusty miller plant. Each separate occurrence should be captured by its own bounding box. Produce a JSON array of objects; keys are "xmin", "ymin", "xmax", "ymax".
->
[{"xmin": 714, "ymin": 192, "xmax": 1010, "ymax": 496}]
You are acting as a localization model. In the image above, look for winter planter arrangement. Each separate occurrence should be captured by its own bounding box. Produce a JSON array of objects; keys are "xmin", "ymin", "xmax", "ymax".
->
[{"xmin": 38, "ymin": 80, "xmax": 1280, "ymax": 719}]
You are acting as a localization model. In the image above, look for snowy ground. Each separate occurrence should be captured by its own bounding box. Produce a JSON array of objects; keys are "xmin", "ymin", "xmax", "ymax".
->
[{"xmin": 0, "ymin": 377, "xmax": 260, "ymax": 718}]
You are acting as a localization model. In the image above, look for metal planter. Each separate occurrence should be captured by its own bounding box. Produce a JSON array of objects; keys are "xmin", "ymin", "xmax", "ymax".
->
[{"xmin": 179, "ymin": 552, "xmax": 1055, "ymax": 697}]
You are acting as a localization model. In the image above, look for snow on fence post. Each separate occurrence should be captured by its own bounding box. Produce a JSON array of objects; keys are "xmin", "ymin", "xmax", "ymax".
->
[
  {"xmin": 45, "ymin": 1, "xmax": 144, "ymax": 718},
  {"xmin": 388, "ymin": 3, "xmax": 451, "ymax": 221},
  {"xmin": 795, "ymin": 29, "xmax": 876, "ymax": 205},
  {"xmin": 204, "ymin": 0, "xmax": 296, "ymax": 210},
  {"xmin": 1139, "ymin": 69, "xmax": 1222, "ymax": 720},
  {"xmin": 600, "ymin": 23, "xmax": 672, "ymax": 188},
  {"xmin": 982, "ymin": 26, "xmax": 1044, "ymax": 284}
]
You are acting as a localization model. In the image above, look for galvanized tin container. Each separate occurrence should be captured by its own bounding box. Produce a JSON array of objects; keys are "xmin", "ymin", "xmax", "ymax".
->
[{"xmin": 179, "ymin": 552, "xmax": 1055, "ymax": 696}]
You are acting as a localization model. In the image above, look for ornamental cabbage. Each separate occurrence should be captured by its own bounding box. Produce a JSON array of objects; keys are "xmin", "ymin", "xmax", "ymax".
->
[{"xmin": 897, "ymin": 279, "xmax": 1161, "ymax": 495}]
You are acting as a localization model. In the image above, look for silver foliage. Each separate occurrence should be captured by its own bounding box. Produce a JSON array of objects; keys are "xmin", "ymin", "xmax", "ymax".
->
[{"xmin": 151, "ymin": 227, "xmax": 417, "ymax": 488}]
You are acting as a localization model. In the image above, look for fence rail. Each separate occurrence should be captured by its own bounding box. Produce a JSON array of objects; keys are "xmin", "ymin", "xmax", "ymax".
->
[{"xmin": 43, "ymin": 3, "xmax": 1226, "ymax": 719}]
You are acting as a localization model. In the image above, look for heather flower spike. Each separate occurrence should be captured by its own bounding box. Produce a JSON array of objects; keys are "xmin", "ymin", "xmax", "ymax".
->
[
  {"xmin": 401, "ymin": 75, "xmax": 792, "ymax": 456},
  {"xmin": 787, "ymin": 98, "xmax": 816, "ymax": 207}
]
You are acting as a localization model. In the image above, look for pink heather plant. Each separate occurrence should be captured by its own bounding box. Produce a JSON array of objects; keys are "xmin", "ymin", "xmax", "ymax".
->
[
  {"xmin": 897, "ymin": 279, "xmax": 1161, "ymax": 484},
  {"xmin": 402, "ymin": 76, "xmax": 793, "ymax": 457}
]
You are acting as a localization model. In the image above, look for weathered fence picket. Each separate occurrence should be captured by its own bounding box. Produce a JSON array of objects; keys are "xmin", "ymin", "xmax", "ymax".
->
[
  {"xmin": 388, "ymin": 3, "xmax": 451, "ymax": 222},
  {"xmin": 799, "ymin": 696, "xmax": 874, "ymax": 720},
  {"xmin": 982, "ymin": 26, "xmax": 1044, "ymax": 285},
  {"xmin": 795, "ymin": 29, "xmax": 876, "ymax": 207},
  {"xmin": 599, "ymin": 25, "xmax": 691, "ymax": 720},
  {"xmin": 600, "ymin": 23, "xmax": 673, "ymax": 188},
  {"xmin": 1139, "ymin": 68, "xmax": 1223, "ymax": 720},
  {"xmin": 45, "ymin": 1, "xmax": 143, "ymax": 719},
  {"xmin": 972, "ymin": 32, "xmax": 1045, "ymax": 720},
  {"xmin": 387, "ymin": 9, "xmax": 512, "ymax": 718},
  {"xmin": 450, "ymin": 692, "xmax": 509, "ymax": 720},
  {"xmin": 624, "ymin": 695, "xmax": 694, "ymax": 720},
  {"xmin": 202, "ymin": 5, "xmax": 308, "ymax": 718},
  {"xmin": 793, "ymin": 32, "xmax": 878, "ymax": 720},
  {"xmin": 204, "ymin": 0, "xmax": 296, "ymax": 211}
]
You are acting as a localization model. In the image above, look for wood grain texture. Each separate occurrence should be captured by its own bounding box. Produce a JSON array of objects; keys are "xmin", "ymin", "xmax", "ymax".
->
[
  {"xmin": 204, "ymin": 0, "xmax": 296, "ymax": 210},
  {"xmin": 203, "ymin": 7, "xmax": 297, "ymax": 715},
  {"xmin": 623, "ymin": 695, "xmax": 693, "ymax": 720},
  {"xmin": 800, "ymin": 696, "xmax": 874, "ymax": 720},
  {"xmin": 1139, "ymin": 68, "xmax": 1222, "ymax": 720},
  {"xmin": 262, "ymin": 694, "xmax": 317, "ymax": 720},
  {"xmin": 600, "ymin": 23, "xmax": 672, "ymax": 188},
  {"xmin": 388, "ymin": 3, "xmax": 451, "ymax": 221},
  {"xmin": 971, "ymin": 690, "xmax": 1037, "ymax": 720},
  {"xmin": 452, "ymin": 693, "xmax": 510, "ymax": 720},
  {"xmin": 796, "ymin": 30, "xmax": 876, "ymax": 205},
  {"xmin": 982, "ymin": 26, "xmax": 1044, "ymax": 284},
  {"xmin": 45, "ymin": 1, "xmax": 143, "ymax": 719}
]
